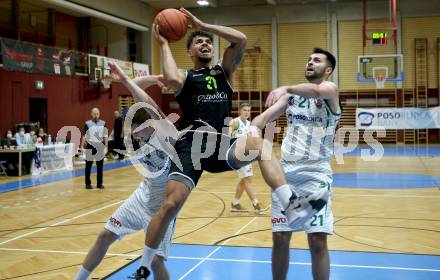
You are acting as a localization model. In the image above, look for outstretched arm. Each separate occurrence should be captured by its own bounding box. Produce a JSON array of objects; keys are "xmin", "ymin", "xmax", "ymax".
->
[
  {"xmin": 252, "ymin": 94, "xmax": 289, "ymax": 131},
  {"xmin": 108, "ymin": 62, "xmax": 166, "ymax": 119},
  {"xmin": 266, "ymin": 81, "xmax": 338, "ymax": 107},
  {"xmin": 152, "ymin": 24, "xmax": 186, "ymax": 93},
  {"xmin": 180, "ymin": 8, "xmax": 247, "ymax": 79}
]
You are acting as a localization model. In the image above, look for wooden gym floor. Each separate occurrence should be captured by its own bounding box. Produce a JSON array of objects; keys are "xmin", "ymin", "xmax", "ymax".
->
[{"xmin": 0, "ymin": 145, "xmax": 439, "ymax": 279}]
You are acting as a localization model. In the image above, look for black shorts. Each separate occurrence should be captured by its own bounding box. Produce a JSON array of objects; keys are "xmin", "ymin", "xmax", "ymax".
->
[{"xmin": 168, "ymin": 131, "xmax": 239, "ymax": 190}]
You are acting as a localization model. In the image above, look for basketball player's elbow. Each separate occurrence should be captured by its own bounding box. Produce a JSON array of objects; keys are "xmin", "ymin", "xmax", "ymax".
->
[{"xmin": 164, "ymin": 77, "xmax": 183, "ymax": 91}]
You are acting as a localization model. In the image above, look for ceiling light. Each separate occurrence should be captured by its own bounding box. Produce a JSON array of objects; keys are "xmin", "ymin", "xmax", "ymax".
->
[{"xmin": 197, "ymin": 0, "xmax": 209, "ymax": 6}]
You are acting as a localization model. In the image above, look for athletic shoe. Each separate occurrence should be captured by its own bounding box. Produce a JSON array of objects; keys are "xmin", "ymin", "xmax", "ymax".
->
[
  {"xmin": 97, "ymin": 185, "xmax": 104, "ymax": 189},
  {"xmin": 128, "ymin": 266, "xmax": 150, "ymax": 279},
  {"xmin": 282, "ymin": 189, "xmax": 329, "ymax": 227},
  {"xmin": 85, "ymin": 185, "xmax": 92, "ymax": 189},
  {"xmin": 231, "ymin": 203, "xmax": 248, "ymax": 212},
  {"xmin": 253, "ymin": 202, "xmax": 269, "ymax": 214}
]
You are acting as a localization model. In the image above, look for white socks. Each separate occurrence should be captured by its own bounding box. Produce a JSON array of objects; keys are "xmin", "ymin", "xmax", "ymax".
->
[
  {"xmin": 75, "ymin": 266, "xmax": 91, "ymax": 280},
  {"xmin": 232, "ymin": 198, "xmax": 240, "ymax": 205},
  {"xmin": 252, "ymin": 198, "xmax": 259, "ymax": 206},
  {"xmin": 140, "ymin": 245, "xmax": 158, "ymax": 270},
  {"xmin": 274, "ymin": 184, "xmax": 293, "ymax": 210}
]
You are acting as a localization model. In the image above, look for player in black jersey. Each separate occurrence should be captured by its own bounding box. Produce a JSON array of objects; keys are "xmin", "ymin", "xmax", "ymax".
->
[{"xmin": 133, "ymin": 8, "xmax": 330, "ymax": 279}]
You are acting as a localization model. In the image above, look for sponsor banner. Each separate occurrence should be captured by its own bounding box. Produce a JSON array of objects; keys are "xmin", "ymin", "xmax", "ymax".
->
[
  {"xmin": 0, "ymin": 38, "xmax": 75, "ymax": 76},
  {"xmin": 32, "ymin": 143, "xmax": 75, "ymax": 175},
  {"xmin": 133, "ymin": 62, "xmax": 150, "ymax": 78},
  {"xmin": 356, "ymin": 107, "xmax": 440, "ymax": 129},
  {"xmin": 104, "ymin": 57, "xmax": 134, "ymax": 79}
]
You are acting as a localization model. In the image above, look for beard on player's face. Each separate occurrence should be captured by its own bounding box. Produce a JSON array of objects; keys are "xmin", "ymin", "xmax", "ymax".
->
[{"xmin": 305, "ymin": 65, "xmax": 328, "ymax": 81}]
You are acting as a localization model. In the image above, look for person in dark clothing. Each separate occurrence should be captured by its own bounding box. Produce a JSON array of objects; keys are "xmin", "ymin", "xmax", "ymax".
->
[
  {"xmin": 112, "ymin": 110, "xmax": 124, "ymax": 160},
  {"xmin": 81, "ymin": 107, "xmax": 108, "ymax": 189},
  {"xmin": 1, "ymin": 130, "xmax": 16, "ymax": 148}
]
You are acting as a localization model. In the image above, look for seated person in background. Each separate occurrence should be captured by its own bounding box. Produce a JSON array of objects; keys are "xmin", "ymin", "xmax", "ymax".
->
[
  {"xmin": 30, "ymin": 129, "xmax": 37, "ymax": 144},
  {"xmin": 38, "ymin": 128, "xmax": 47, "ymax": 143},
  {"xmin": 15, "ymin": 127, "xmax": 33, "ymax": 146},
  {"xmin": 1, "ymin": 130, "xmax": 16, "ymax": 148}
]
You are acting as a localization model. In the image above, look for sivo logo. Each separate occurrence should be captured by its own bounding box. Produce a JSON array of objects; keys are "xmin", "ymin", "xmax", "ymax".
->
[
  {"xmin": 271, "ymin": 217, "xmax": 287, "ymax": 224},
  {"xmin": 109, "ymin": 217, "xmax": 122, "ymax": 228},
  {"xmin": 357, "ymin": 112, "xmax": 375, "ymax": 126}
]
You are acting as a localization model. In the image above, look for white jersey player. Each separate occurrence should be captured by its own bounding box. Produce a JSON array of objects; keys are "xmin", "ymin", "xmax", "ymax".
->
[
  {"xmin": 76, "ymin": 62, "xmax": 176, "ymax": 280},
  {"xmin": 253, "ymin": 48, "xmax": 339, "ymax": 280},
  {"xmin": 229, "ymin": 103, "xmax": 266, "ymax": 213}
]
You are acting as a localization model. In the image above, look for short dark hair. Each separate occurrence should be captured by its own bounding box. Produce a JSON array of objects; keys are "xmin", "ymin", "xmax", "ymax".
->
[
  {"xmin": 131, "ymin": 108, "xmax": 151, "ymax": 126},
  {"xmin": 186, "ymin": 31, "xmax": 214, "ymax": 50},
  {"xmin": 313, "ymin": 47, "xmax": 336, "ymax": 72}
]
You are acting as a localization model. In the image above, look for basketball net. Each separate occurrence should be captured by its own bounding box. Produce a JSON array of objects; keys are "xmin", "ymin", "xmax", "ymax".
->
[
  {"xmin": 374, "ymin": 74, "xmax": 385, "ymax": 89},
  {"xmin": 101, "ymin": 78, "xmax": 112, "ymax": 89}
]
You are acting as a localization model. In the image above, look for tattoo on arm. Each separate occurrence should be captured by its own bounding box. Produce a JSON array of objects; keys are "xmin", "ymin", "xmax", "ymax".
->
[{"xmin": 234, "ymin": 46, "xmax": 245, "ymax": 65}]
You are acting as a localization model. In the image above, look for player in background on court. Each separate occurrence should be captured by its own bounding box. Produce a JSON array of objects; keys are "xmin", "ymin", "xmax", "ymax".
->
[
  {"xmin": 229, "ymin": 102, "xmax": 266, "ymax": 213},
  {"xmin": 253, "ymin": 48, "xmax": 340, "ymax": 280},
  {"xmin": 75, "ymin": 62, "xmax": 176, "ymax": 280},
  {"xmin": 134, "ymin": 8, "xmax": 329, "ymax": 279}
]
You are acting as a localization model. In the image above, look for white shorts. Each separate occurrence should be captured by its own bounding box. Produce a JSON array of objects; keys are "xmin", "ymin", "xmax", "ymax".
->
[
  {"xmin": 271, "ymin": 175, "xmax": 333, "ymax": 234},
  {"xmin": 237, "ymin": 164, "xmax": 253, "ymax": 179},
  {"xmin": 104, "ymin": 188, "xmax": 175, "ymax": 259}
]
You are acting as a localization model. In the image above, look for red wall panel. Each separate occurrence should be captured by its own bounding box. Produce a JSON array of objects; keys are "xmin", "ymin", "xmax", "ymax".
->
[{"xmin": 0, "ymin": 69, "xmax": 164, "ymax": 138}]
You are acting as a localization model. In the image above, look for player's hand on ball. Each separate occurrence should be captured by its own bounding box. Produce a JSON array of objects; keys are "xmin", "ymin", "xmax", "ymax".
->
[
  {"xmin": 153, "ymin": 24, "xmax": 169, "ymax": 45},
  {"xmin": 179, "ymin": 8, "xmax": 204, "ymax": 30},
  {"xmin": 266, "ymin": 86, "xmax": 288, "ymax": 108}
]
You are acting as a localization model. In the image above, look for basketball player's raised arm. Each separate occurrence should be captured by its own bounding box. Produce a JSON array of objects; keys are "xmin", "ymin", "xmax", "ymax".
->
[
  {"xmin": 180, "ymin": 8, "xmax": 247, "ymax": 78},
  {"xmin": 252, "ymin": 94, "xmax": 289, "ymax": 131},
  {"xmin": 108, "ymin": 62, "xmax": 166, "ymax": 119},
  {"xmin": 152, "ymin": 24, "xmax": 186, "ymax": 93},
  {"xmin": 266, "ymin": 81, "xmax": 338, "ymax": 107}
]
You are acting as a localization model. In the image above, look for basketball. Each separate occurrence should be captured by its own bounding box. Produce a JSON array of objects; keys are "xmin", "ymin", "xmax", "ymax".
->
[{"xmin": 153, "ymin": 9, "xmax": 188, "ymax": 43}]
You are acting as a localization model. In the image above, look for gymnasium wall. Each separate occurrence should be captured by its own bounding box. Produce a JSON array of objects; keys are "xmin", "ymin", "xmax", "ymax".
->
[
  {"xmin": 0, "ymin": 69, "xmax": 161, "ymax": 136},
  {"xmin": 337, "ymin": 19, "xmax": 397, "ymax": 90},
  {"xmin": 188, "ymin": 0, "xmax": 440, "ymax": 91},
  {"xmin": 219, "ymin": 24, "xmax": 272, "ymax": 91},
  {"xmin": 89, "ymin": 18, "xmax": 129, "ymax": 60},
  {"xmin": 402, "ymin": 16, "xmax": 440, "ymax": 89},
  {"xmin": 69, "ymin": 0, "xmax": 153, "ymax": 27},
  {"xmin": 278, "ymin": 22, "xmax": 328, "ymax": 86}
]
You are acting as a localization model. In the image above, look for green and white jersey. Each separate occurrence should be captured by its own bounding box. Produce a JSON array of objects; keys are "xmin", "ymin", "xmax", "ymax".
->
[
  {"xmin": 281, "ymin": 94, "xmax": 341, "ymax": 177},
  {"xmin": 231, "ymin": 117, "xmax": 251, "ymax": 138}
]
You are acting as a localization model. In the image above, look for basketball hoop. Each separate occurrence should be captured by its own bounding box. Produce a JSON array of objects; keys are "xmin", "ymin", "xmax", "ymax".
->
[
  {"xmin": 101, "ymin": 78, "xmax": 112, "ymax": 89},
  {"xmin": 374, "ymin": 74, "xmax": 385, "ymax": 89}
]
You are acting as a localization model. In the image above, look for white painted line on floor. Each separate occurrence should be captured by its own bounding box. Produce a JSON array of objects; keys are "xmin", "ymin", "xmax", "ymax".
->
[
  {"xmin": 193, "ymin": 190, "xmax": 440, "ymax": 199},
  {"xmin": 178, "ymin": 217, "xmax": 258, "ymax": 280},
  {"xmin": 1, "ymin": 247, "xmax": 439, "ymax": 272},
  {"xmin": 0, "ymin": 200, "xmax": 123, "ymax": 246},
  {"xmin": 0, "ymin": 247, "xmax": 138, "ymax": 257}
]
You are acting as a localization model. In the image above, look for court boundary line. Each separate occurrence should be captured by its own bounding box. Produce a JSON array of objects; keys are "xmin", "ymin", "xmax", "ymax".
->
[
  {"xmin": 0, "ymin": 160, "xmax": 132, "ymax": 193},
  {"xmin": 0, "ymin": 200, "xmax": 123, "ymax": 246},
  {"xmin": 177, "ymin": 216, "xmax": 258, "ymax": 280},
  {"xmin": 3, "ymin": 247, "xmax": 439, "ymax": 273},
  {"xmin": 193, "ymin": 190, "xmax": 440, "ymax": 199}
]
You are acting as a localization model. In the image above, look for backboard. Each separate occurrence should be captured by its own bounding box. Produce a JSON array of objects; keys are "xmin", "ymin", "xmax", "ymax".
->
[{"xmin": 357, "ymin": 54, "xmax": 404, "ymax": 87}]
